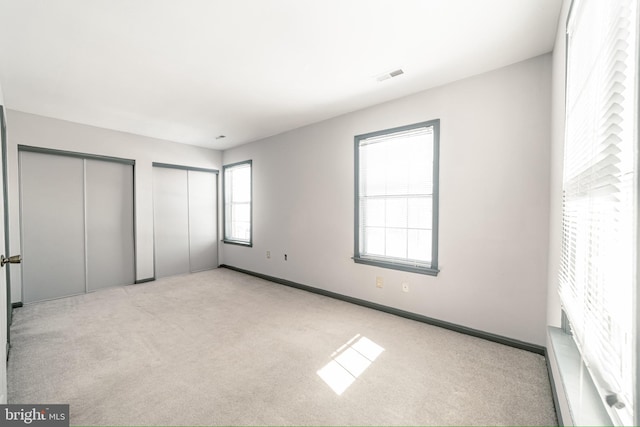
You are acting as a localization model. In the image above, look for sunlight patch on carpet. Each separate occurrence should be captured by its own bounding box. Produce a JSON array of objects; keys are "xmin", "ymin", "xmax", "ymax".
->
[{"xmin": 317, "ymin": 335, "xmax": 385, "ymax": 395}]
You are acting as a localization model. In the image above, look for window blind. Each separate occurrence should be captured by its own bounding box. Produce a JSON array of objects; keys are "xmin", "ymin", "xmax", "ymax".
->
[{"xmin": 560, "ymin": 0, "xmax": 638, "ymax": 424}]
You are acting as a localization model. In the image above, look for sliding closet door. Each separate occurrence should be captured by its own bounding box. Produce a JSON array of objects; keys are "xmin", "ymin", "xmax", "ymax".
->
[
  {"xmin": 20, "ymin": 149, "xmax": 135, "ymax": 303},
  {"xmin": 20, "ymin": 151, "xmax": 86, "ymax": 303},
  {"xmin": 85, "ymin": 160, "xmax": 135, "ymax": 291},
  {"xmin": 153, "ymin": 165, "xmax": 218, "ymax": 278},
  {"xmin": 188, "ymin": 170, "xmax": 217, "ymax": 272},
  {"xmin": 153, "ymin": 167, "xmax": 190, "ymax": 278}
]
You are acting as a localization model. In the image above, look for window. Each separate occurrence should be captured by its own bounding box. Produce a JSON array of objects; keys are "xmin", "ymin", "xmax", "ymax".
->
[
  {"xmin": 354, "ymin": 120, "xmax": 439, "ymax": 275},
  {"xmin": 223, "ymin": 160, "xmax": 252, "ymax": 246},
  {"xmin": 560, "ymin": 0, "xmax": 638, "ymax": 425}
]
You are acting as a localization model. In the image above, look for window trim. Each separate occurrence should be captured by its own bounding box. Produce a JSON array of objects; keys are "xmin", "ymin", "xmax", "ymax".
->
[
  {"xmin": 222, "ymin": 159, "xmax": 253, "ymax": 247},
  {"xmin": 353, "ymin": 119, "xmax": 440, "ymax": 276}
]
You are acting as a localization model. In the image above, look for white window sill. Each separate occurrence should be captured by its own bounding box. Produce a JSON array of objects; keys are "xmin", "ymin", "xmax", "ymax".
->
[{"xmin": 547, "ymin": 327, "xmax": 612, "ymax": 426}]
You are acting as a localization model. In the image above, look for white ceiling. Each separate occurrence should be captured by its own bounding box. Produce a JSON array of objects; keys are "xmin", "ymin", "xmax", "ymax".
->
[{"xmin": 0, "ymin": 0, "xmax": 562, "ymax": 150}]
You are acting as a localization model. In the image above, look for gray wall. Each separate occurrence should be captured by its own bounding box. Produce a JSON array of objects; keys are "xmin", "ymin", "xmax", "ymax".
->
[
  {"xmin": 221, "ymin": 54, "xmax": 552, "ymax": 346},
  {"xmin": 6, "ymin": 110, "xmax": 222, "ymax": 302}
]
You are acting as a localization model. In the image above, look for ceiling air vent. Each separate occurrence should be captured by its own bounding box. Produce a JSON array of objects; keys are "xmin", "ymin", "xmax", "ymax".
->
[{"xmin": 376, "ymin": 68, "xmax": 404, "ymax": 82}]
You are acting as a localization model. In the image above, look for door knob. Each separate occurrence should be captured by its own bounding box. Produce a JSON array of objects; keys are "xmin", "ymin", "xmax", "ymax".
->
[{"xmin": 1, "ymin": 255, "xmax": 21, "ymax": 267}]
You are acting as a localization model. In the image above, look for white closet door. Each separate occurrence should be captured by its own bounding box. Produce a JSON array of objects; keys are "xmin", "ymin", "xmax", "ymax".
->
[
  {"xmin": 188, "ymin": 170, "xmax": 217, "ymax": 272},
  {"xmin": 85, "ymin": 160, "xmax": 135, "ymax": 291},
  {"xmin": 20, "ymin": 151, "xmax": 86, "ymax": 303},
  {"xmin": 153, "ymin": 167, "xmax": 190, "ymax": 278}
]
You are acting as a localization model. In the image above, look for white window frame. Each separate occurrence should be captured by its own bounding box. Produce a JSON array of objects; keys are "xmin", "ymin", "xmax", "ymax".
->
[
  {"xmin": 223, "ymin": 160, "xmax": 252, "ymax": 246},
  {"xmin": 353, "ymin": 120, "xmax": 440, "ymax": 276}
]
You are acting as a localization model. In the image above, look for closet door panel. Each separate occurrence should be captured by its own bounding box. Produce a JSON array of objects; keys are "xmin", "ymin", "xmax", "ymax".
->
[
  {"xmin": 188, "ymin": 170, "xmax": 217, "ymax": 272},
  {"xmin": 86, "ymin": 160, "xmax": 135, "ymax": 291},
  {"xmin": 153, "ymin": 167, "xmax": 190, "ymax": 278},
  {"xmin": 20, "ymin": 152, "xmax": 86, "ymax": 303}
]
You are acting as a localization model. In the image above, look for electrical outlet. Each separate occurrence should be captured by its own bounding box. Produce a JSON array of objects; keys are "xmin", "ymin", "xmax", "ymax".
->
[
  {"xmin": 402, "ymin": 282, "xmax": 409, "ymax": 293},
  {"xmin": 376, "ymin": 276, "xmax": 383, "ymax": 288},
  {"xmin": 266, "ymin": 251, "xmax": 271, "ymax": 259}
]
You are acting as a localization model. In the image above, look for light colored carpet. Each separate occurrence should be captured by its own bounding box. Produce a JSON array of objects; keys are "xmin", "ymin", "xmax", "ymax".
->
[{"xmin": 8, "ymin": 268, "xmax": 557, "ymax": 426}]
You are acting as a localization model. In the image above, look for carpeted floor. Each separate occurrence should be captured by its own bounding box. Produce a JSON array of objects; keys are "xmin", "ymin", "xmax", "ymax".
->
[{"xmin": 8, "ymin": 268, "xmax": 557, "ymax": 426}]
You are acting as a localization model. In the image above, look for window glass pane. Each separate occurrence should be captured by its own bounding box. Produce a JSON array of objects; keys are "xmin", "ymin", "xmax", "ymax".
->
[
  {"xmin": 224, "ymin": 173, "xmax": 232, "ymax": 196},
  {"xmin": 385, "ymin": 198, "xmax": 407, "ymax": 228},
  {"xmin": 224, "ymin": 204, "xmax": 232, "ymax": 236},
  {"xmin": 233, "ymin": 203, "xmax": 250, "ymax": 223},
  {"xmin": 363, "ymin": 198, "xmax": 385, "ymax": 227},
  {"xmin": 386, "ymin": 147, "xmax": 410, "ymax": 195},
  {"xmin": 408, "ymin": 169, "xmax": 431, "ymax": 195},
  {"xmin": 385, "ymin": 228, "xmax": 407, "ymax": 259},
  {"xmin": 412, "ymin": 134, "xmax": 431, "ymax": 154},
  {"xmin": 362, "ymin": 144, "xmax": 387, "ymax": 196},
  {"xmin": 408, "ymin": 196, "xmax": 431, "ymax": 229},
  {"xmin": 364, "ymin": 227, "xmax": 385, "ymax": 256},
  {"xmin": 233, "ymin": 222, "xmax": 250, "ymax": 240},
  {"xmin": 232, "ymin": 166, "xmax": 251, "ymax": 202},
  {"xmin": 408, "ymin": 229, "xmax": 431, "ymax": 262},
  {"xmin": 409, "ymin": 134, "xmax": 433, "ymax": 195}
]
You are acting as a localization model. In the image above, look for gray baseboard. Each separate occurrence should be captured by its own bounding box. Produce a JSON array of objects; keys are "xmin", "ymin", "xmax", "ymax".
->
[{"xmin": 220, "ymin": 264, "xmax": 545, "ymax": 355}]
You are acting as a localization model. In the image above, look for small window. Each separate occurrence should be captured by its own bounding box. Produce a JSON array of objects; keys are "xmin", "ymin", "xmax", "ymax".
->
[
  {"xmin": 223, "ymin": 160, "xmax": 252, "ymax": 246},
  {"xmin": 354, "ymin": 120, "xmax": 440, "ymax": 275}
]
